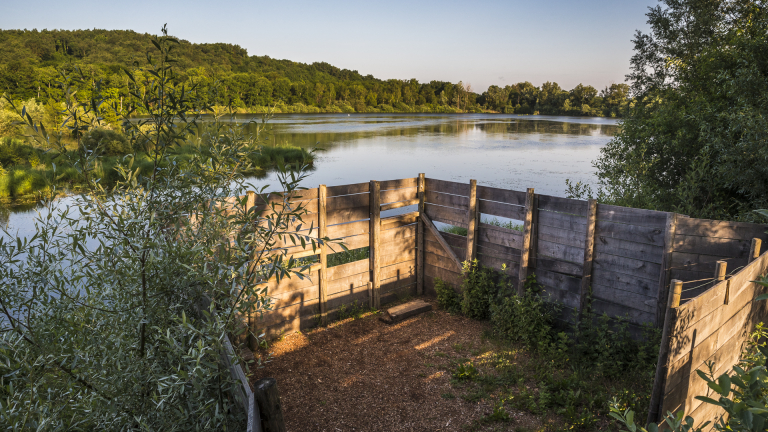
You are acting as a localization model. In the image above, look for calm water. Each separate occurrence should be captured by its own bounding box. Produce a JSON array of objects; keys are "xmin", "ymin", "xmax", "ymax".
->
[{"xmin": 1, "ymin": 114, "xmax": 619, "ymax": 238}]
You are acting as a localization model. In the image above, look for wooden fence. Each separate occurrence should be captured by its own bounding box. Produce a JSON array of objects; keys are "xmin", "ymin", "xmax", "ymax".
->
[{"xmin": 241, "ymin": 176, "xmax": 768, "ymax": 428}]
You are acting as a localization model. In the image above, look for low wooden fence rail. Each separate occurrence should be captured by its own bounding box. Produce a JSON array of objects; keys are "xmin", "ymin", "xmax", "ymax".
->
[{"xmin": 237, "ymin": 175, "xmax": 768, "ymax": 429}]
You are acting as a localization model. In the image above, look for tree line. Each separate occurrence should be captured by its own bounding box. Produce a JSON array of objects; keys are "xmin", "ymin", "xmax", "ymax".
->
[{"xmin": 0, "ymin": 28, "xmax": 630, "ymax": 116}]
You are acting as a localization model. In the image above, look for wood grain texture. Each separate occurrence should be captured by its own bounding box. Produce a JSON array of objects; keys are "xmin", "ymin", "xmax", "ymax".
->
[
  {"xmin": 327, "ymin": 220, "xmax": 369, "ymax": 238},
  {"xmin": 370, "ymin": 180, "xmax": 381, "ymax": 309},
  {"xmin": 380, "ymin": 198, "xmax": 419, "ymax": 212},
  {"xmin": 318, "ymin": 185, "xmax": 328, "ymax": 324},
  {"xmin": 478, "ymin": 199, "xmax": 526, "ymax": 221},
  {"xmin": 593, "ymin": 251, "xmax": 662, "ymax": 281},
  {"xmin": 422, "ymin": 213, "xmax": 463, "ymax": 272},
  {"xmin": 536, "ymin": 256, "xmax": 583, "ymax": 277},
  {"xmin": 326, "ymin": 182, "xmax": 369, "ymax": 197},
  {"xmin": 381, "ymin": 187, "xmax": 417, "ymax": 204},
  {"xmin": 675, "ymin": 217, "xmax": 768, "ymax": 240},
  {"xmin": 467, "ymin": 180, "xmax": 479, "ymax": 262},
  {"xmin": 417, "ymin": 173, "xmax": 425, "ymax": 295},
  {"xmin": 327, "ymin": 206, "xmax": 370, "ymax": 225},
  {"xmin": 594, "ymin": 236, "xmax": 665, "ymax": 265},
  {"xmin": 538, "ymin": 225, "xmax": 586, "ymax": 249},
  {"xmin": 538, "ymin": 210, "xmax": 588, "ymax": 232},
  {"xmin": 538, "ymin": 239, "xmax": 585, "ymax": 264},
  {"xmin": 518, "ymin": 188, "xmax": 535, "ymax": 295},
  {"xmin": 595, "ymin": 219, "xmax": 666, "ymax": 246},
  {"xmin": 596, "ymin": 204, "xmax": 668, "ymax": 227},
  {"xmin": 381, "ymin": 211, "xmax": 419, "ymax": 228},
  {"xmin": 425, "ymin": 203, "xmax": 468, "ymax": 228},
  {"xmin": 538, "ymin": 194, "xmax": 588, "ymax": 216},
  {"xmin": 579, "ymin": 199, "xmax": 598, "ymax": 319},
  {"xmin": 426, "ymin": 190, "xmax": 470, "ymax": 210},
  {"xmin": 327, "ymin": 192, "xmax": 369, "ymax": 211},
  {"xmin": 425, "ymin": 178, "xmax": 470, "ymax": 196},
  {"xmin": 478, "ymin": 223, "xmax": 524, "ymax": 249},
  {"xmin": 476, "ymin": 185, "xmax": 527, "ymax": 205},
  {"xmin": 673, "ymin": 235, "xmax": 752, "ymax": 257},
  {"xmin": 380, "ymin": 177, "xmax": 418, "ymax": 190}
]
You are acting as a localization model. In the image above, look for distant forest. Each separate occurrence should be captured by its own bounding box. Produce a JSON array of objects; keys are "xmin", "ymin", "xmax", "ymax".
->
[{"xmin": 0, "ymin": 29, "xmax": 631, "ymax": 116}]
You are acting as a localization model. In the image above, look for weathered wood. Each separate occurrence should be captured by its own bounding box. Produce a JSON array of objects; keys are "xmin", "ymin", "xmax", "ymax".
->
[
  {"xmin": 477, "ymin": 199, "xmax": 526, "ymax": 221},
  {"xmin": 579, "ymin": 199, "xmax": 598, "ymax": 320},
  {"xmin": 381, "ymin": 224, "xmax": 417, "ymax": 244},
  {"xmin": 380, "ymin": 177, "xmax": 418, "ymax": 190},
  {"xmin": 674, "ymin": 217, "xmax": 768, "ymax": 240},
  {"xmin": 370, "ymin": 180, "xmax": 381, "ymax": 309},
  {"xmin": 476, "ymin": 240, "xmax": 522, "ymax": 260},
  {"xmin": 466, "ymin": 179, "xmax": 479, "ymax": 262},
  {"xmin": 318, "ymin": 185, "xmax": 328, "ymax": 325},
  {"xmin": 417, "ymin": 173, "xmax": 425, "ymax": 295},
  {"xmin": 476, "ymin": 185, "xmax": 527, "ymax": 205},
  {"xmin": 592, "ymin": 267, "xmax": 658, "ymax": 297},
  {"xmin": 478, "ymin": 223, "xmax": 524, "ymax": 249},
  {"xmin": 422, "ymin": 213, "xmax": 463, "ymax": 272},
  {"xmin": 672, "ymin": 234, "xmax": 752, "ymax": 257},
  {"xmin": 380, "ymin": 245, "xmax": 416, "ymax": 267},
  {"xmin": 670, "ymin": 252, "xmax": 747, "ymax": 274},
  {"xmin": 380, "ymin": 198, "xmax": 420, "ymax": 212},
  {"xmin": 538, "ymin": 239, "xmax": 585, "ymax": 264},
  {"xmin": 530, "ymin": 194, "xmax": 540, "ymax": 269},
  {"xmin": 327, "ymin": 220, "xmax": 368, "ymax": 238},
  {"xmin": 656, "ymin": 213, "xmax": 678, "ymax": 328},
  {"xmin": 425, "ymin": 203, "xmax": 468, "ymax": 228},
  {"xmin": 477, "ymin": 253, "xmax": 520, "ymax": 278},
  {"xmin": 596, "ymin": 204, "xmax": 668, "ymax": 228},
  {"xmin": 647, "ymin": 279, "xmax": 683, "ymax": 425},
  {"xmin": 518, "ymin": 188, "xmax": 535, "ymax": 295},
  {"xmin": 593, "ymin": 251, "xmax": 662, "ymax": 281},
  {"xmin": 538, "ymin": 194, "xmax": 588, "ymax": 216},
  {"xmin": 424, "ymin": 263, "xmax": 463, "ymax": 288},
  {"xmin": 326, "ymin": 192, "xmax": 369, "ymax": 211},
  {"xmin": 749, "ymin": 238, "xmax": 762, "ymax": 263},
  {"xmin": 253, "ymin": 378, "xmax": 286, "ymax": 432},
  {"xmin": 591, "ymin": 298, "xmax": 656, "ymax": 323},
  {"xmin": 331, "ymin": 233, "xmax": 368, "ymax": 251},
  {"xmin": 382, "ymin": 299, "xmax": 433, "ymax": 324},
  {"xmin": 381, "ymin": 187, "xmax": 417, "ymax": 205},
  {"xmin": 595, "ymin": 219, "xmax": 666, "ymax": 246},
  {"xmin": 381, "ymin": 211, "xmax": 419, "ymax": 228},
  {"xmin": 425, "ymin": 178, "xmax": 470, "ymax": 196},
  {"xmin": 591, "ymin": 284, "xmax": 656, "ymax": 313},
  {"xmin": 440, "ymin": 231, "xmax": 466, "ymax": 250},
  {"xmin": 327, "ymin": 206, "xmax": 369, "ymax": 225},
  {"xmin": 327, "ymin": 271, "xmax": 369, "ymax": 297},
  {"xmin": 594, "ymin": 236, "xmax": 665, "ymax": 265},
  {"xmin": 425, "ymin": 190, "xmax": 470, "ymax": 210},
  {"xmin": 326, "ymin": 182, "xmax": 369, "ymax": 197},
  {"xmin": 538, "ymin": 225, "xmax": 586, "ymax": 249},
  {"xmin": 535, "ymin": 256, "xmax": 583, "ymax": 277},
  {"xmin": 538, "ymin": 210, "xmax": 588, "ymax": 232}
]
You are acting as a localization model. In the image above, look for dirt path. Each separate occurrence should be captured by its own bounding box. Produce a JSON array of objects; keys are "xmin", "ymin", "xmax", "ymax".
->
[{"xmin": 250, "ymin": 300, "xmax": 545, "ymax": 431}]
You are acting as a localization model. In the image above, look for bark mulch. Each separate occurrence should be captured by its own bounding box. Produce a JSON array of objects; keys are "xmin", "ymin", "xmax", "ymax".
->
[{"xmin": 250, "ymin": 299, "xmax": 548, "ymax": 431}]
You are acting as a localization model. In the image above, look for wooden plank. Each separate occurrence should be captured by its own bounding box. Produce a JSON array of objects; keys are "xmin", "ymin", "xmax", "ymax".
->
[
  {"xmin": 326, "ymin": 206, "xmax": 369, "ymax": 225},
  {"xmin": 596, "ymin": 204, "xmax": 668, "ymax": 228},
  {"xmin": 591, "ymin": 283, "xmax": 656, "ymax": 313},
  {"xmin": 648, "ymin": 279, "xmax": 683, "ymax": 424},
  {"xmin": 383, "ymin": 300, "xmax": 432, "ymax": 323},
  {"xmin": 425, "ymin": 203, "xmax": 468, "ymax": 228},
  {"xmin": 476, "ymin": 185, "xmax": 527, "ymax": 206},
  {"xmin": 537, "ymin": 194, "xmax": 588, "ymax": 216},
  {"xmin": 536, "ymin": 268, "xmax": 581, "ymax": 309},
  {"xmin": 381, "ymin": 224, "xmax": 417, "ymax": 244},
  {"xmin": 417, "ymin": 173, "xmax": 425, "ymax": 295},
  {"xmin": 260, "ymin": 270, "xmax": 319, "ymax": 296},
  {"xmin": 332, "ymin": 233, "xmax": 368, "ymax": 251},
  {"xmin": 536, "ymin": 256, "xmax": 583, "ymax": 277},
  {"xmin": 380, "ymin": 177, "xmax": 417, "ymax": 190},
  {"xmin": 675, "ymin": 217, "xmax": 768, "ymax": 240},
  {"xmin": 327, "ymin": 220, "xmax": 368, "ymax": 238},
  {"xmin": 370, "ymin": 180, "xmax": 381, "ymax": 309},
  {"xmin": 440, "ymin": 231, "xmax": 466, "ymax": 250},
  {"xmin": 318, "ymin": 185, "xmax": 328, "ymax": 324},
  {"xmin": 424, "ymin": 263, "xmax": 462, "ymax": 288},
  {"xmin": 538, "ymin": 210, "xmax": 588, "ymax": 232},
  {"xmin": 381, "ymin": 259, "xmax": 417, "ymax": 280},
  {"xmin": 327, "ymin": 259, "xmax": 369, "ymax": 281},
  {"xmin": 327, "ymin": 271, "xmax": 369, "ymax": 297},
  {"xmin": 592, "ymin": 267, "xmax": 658, "ymax": 297},
  {"xmin": 478, "ymin": 199, "xmax": 526, "ymax": 221},
  {"xmin": 326, "ymin": 182, "xmax": 369, "ymax": 197},
  {"xmin": 425, "ymin": 249, "xmax": 461, "ymax": 274},
  {"xmin": 592, "ymin": 298, "xmax": 656, "ymax": 324},
  {"xmin": 593, "ymin": 251, "xmax": 662, "ymax": 281},
  {"xmin": 422, "ymin": 213, "xmax": 463, "ymax": 271},
  {"xmin": 670, "ymin": 252, "xmax": 747, "ymax": 274},
  {"xmin": 530, "ymin": 194, "xmax": 540, "ymax": 269},
  {"xmin": 425, "ymin": 239, "xmax": 452, "ymax": 259},
  {"xmin": 594, "ymin": 236, "xmax": 665, "ymax": 264},
  {"xmin": 381, "ymin": 198, "xmax": 419, "ymax": 212},
  {"xmin": 326, "ymin": 193, "xmax": 369, "ymax": 211},
  {"xmin": 538, "ymin": 239, "xmax": 585, "ymax": 264},
  {"xmin": 580, "ymin": 199, "xmax": 598, "ymax": 319},
  {"xmin": 518, "ymin": 188, "xmax": 535, "ymax": 295},
  {"xmin": 268, "ymin": 283, "xmax": 321, "ymax": 310},
  {"xmin": 467, "ymin": 180, "xmax": 479, "ymax": 262},
  {"xmin": 538, "ymin": 225, "xmax": 586, "ymax": 249},
  {"xmin": 425, "ymin": 190, "xmax": 470, "ymax": 211},
  {"xmin": 381, "ymin": 187, "xmax": 417, "ymax": 204},
  {"xmin": 477, "ymin": 253, "xmax": 520, "ymax": 278},
  {"xmin": 477, "ymin": 240, "xmax": 522, "ymax": 260},
  {"xmin": 381, "ymin": 212, "xmax": 419, "ymax": 228},
  {"xmin": 672, "ymin": 235, "xmax": 752, "ymax": 257},
  {"xmin": 478, "ymin": 223, "xmax": 524, "ymax": 249},
  {"xmin": 380, "ymin": 246, "xmax": 416, "ymax": 267},
  {"xmin": 595, "ymin": 219, "xmax": 666, "ymax": 246},
  {"xmin": 425, "ymin": 178, "xmax": 470, "ymax": 196}
]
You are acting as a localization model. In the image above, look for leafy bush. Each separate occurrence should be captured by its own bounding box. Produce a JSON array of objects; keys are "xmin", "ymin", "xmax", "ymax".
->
[
  {"xmin": 435, "ymin": 277, "xmax": 461, "ymax": 313},
  {"xmin": 0, "ymin": 137, "xmax": 32, "ymax": 167},
  {"xmin": 81, "ymin": 127, "xmax": 132, "ymax": 156},
  {"xmin": 461, "ymin": 259, "xmax": 499, "ymax": 320},
  {"xmin": 489, "ymin": 274, "xmax": 560, "ymax": 349}
]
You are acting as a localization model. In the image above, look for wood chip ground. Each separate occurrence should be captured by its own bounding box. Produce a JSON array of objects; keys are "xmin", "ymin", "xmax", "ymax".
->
[{"xmin": 250, "ymin": 299, "xmax": 552, "ymax": 431}]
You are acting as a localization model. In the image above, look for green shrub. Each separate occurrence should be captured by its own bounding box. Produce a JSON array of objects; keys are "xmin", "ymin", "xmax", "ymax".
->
[
  {"xmin": 435, "ymin": 277, "xmax": 461, "ymax": 313},
  {"xmin": 0, "ymin": 137, "xmax": 32, "ymax": 167},
  {"xmin": 460, "ymin": 259, "xmax": 499, "ymax": 320},
  {"xmin": 489, "ymin": 274, "xmax": 560, "ymax": 349},
  {"xmin": 81, "ymin": 128, "xmax": 132, "ymax": 156}
]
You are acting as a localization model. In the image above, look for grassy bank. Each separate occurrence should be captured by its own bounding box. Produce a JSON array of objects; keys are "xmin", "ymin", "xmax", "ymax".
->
[{"xmin": 0, "ymin": 137, "xmax": 313, "ymax": 203}]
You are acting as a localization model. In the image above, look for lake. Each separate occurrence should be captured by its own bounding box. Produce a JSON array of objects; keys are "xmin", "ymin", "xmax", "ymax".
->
[{"xmin": 1, "ymin": 113, "xmax": 619, "ymax": 238}]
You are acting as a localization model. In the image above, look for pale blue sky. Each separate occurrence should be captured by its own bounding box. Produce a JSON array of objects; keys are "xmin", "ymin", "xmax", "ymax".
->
[{"xmin": 1, "ymin": 0, "xmax": 657, "ymax": 91}]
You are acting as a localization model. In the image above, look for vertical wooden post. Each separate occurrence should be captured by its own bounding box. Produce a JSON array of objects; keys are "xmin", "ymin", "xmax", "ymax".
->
[
  {"xmin": 517, "ymin": 188, "xmax": 535, "ymax": 296},
  {"xmin": 318, "ymin": 185, "xmax": 328, "ymax": 325},
  {"xmin": 369, "ymin": 180, "xmax": 381, "ymax": 309},
  {"xmin": 529, "ymin": 194, "xmax": 540, "ymax": 269},
  {"xmin": 466, "ymin": 179, "xmax": 479, "ymax": 264},
  {"xmin": 647, "ymin": 279, "xmax": 683, "ymax": 425},
  {"xmin": 578, "ymin": 199, "xmax": 598, "ymax": 321},
  {"xmin": 749, "ymin": 238, "xmax": 762, "ymax": 263},
  {"xmin": 417, "ymin": 173, "xmax": 426, "ymax": 295},
  {"xmin": 254, "ymin": 378, "xmax": 286, "ymax": 432},
  {"xmin": 246, "ymin": 191, "xmax": 257, "ymax": 351},
  {"xmin": 655, "ymin": 213, "xmax": 678, "ymax": 328},
  {"xmin": 715, "ymin": 260, "xmax": 728, "ymax": 305}
]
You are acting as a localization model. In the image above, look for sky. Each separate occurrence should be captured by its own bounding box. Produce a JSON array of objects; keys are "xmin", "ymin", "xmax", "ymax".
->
[{"xmin": 0, "ymin": 0, "xmax": 657, "ymax": 91}]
